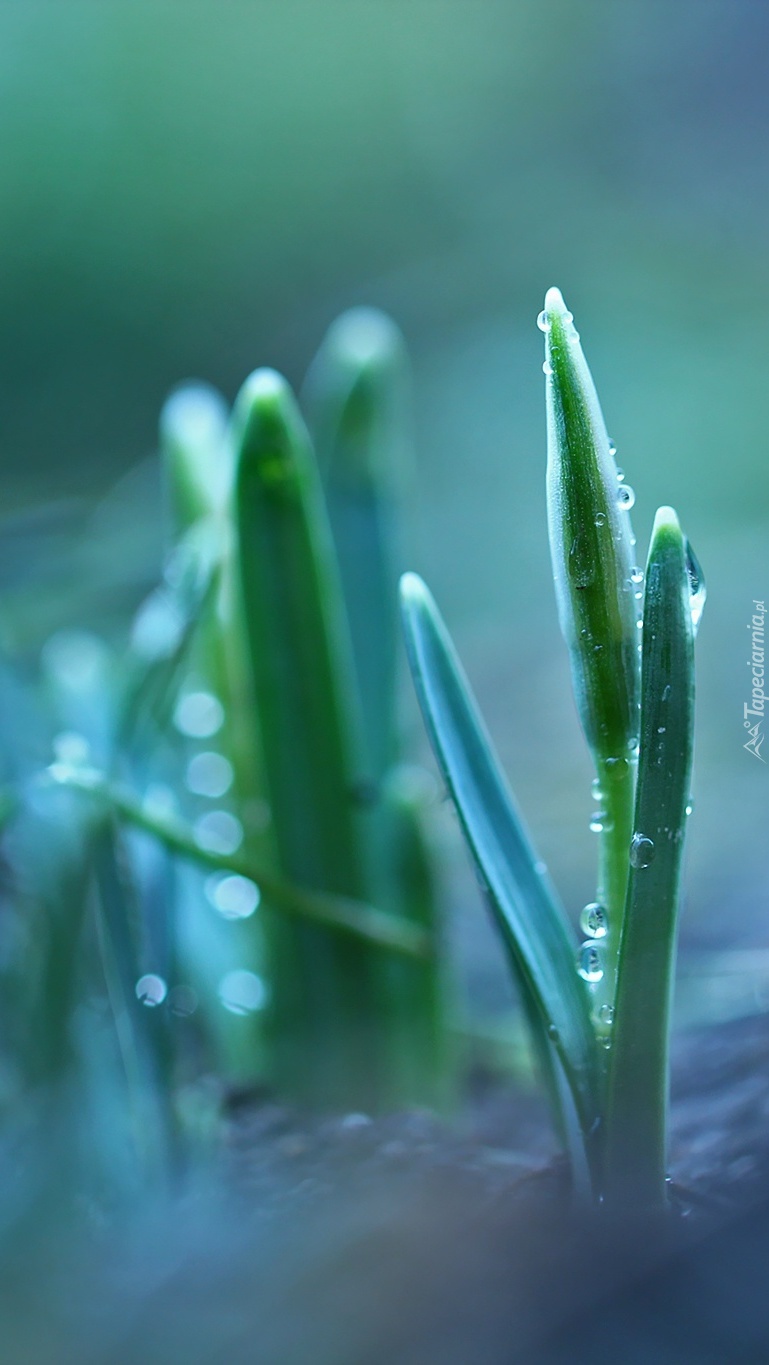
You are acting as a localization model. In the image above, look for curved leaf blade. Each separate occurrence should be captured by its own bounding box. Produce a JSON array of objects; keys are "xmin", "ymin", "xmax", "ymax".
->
[
  {"xmin": 400, "ymin": 573, "xmax": 600, "ymax": 1143},
  {"xmin": 603, "ymin": 507, "xmax": 698, "ymax": 1207}
]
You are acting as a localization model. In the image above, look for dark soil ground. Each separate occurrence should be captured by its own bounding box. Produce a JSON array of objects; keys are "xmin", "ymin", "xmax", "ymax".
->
[{"xmin": 8, "ymin": 1012, "xmax": 769, "ymax": 1364}]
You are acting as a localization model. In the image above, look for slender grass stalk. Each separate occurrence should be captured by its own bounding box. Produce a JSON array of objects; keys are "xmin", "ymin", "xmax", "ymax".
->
[
  {"xmin": 543, "ymin": 288, "xmax": 640, "ymax": 1022},
  {"xmin": 45, "ymin": 766, "xmax": 430, "ymax": 960},
  {"xmin": 400, "ymin": 573, "xmax": 602, "ymax": 1179},
  {"xmin": 159, "ymin": 382, "xmax": 268, "ymax": 1083},
  {"xmin": 91, "ymin": 817, "xmax": 179, "ymax": 1180},
  {"xmin": 603, "ymin": 508, "xmax": 698, "ymax": 1207},
  {"xmin": 304, "ymin": 308, "xmax": 450, "ymax": 1105},
  {"xmin": 232, "ymin": 369, "xmax": 395, "ymax": 1108},
  {"xmin": 303, "ymin": 307, "xmax": 407, "ymax": 782}
]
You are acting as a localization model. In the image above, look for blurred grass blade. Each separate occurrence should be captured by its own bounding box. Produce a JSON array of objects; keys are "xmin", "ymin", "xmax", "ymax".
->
[
  {"xmin": 376, "ymin": 775, "xmax": 454, "ymax": 1109},
  {"xmin": 91, "ymin": 819, "xmax": 178, "ymax": 1179},
  {"xmin": 303, "ymin": 308, "xmax": 408, "ymax": 781},
  {"xmin": 543, "ymin": 286, "xmax": 640, "ymax": 1013},
  {"xmin": 303, "ymin": 312, "xmax": 449, "ymax": 1104},
  {"xmin": 604, "ymin": 507, "xmax": 699, "ymax": 1207},
  {"xmin": 45, "ymin": 766, "xmax": 430, "ymax": 959},
  {"xmin": 118, "ymin": 526, "xmax": 219, "ymax": 752},
  {"xmin": 400, "ymin": 572, "xmax": 600, "ymax": 1158},
  {"xmin": 161, "ymin": 382, "xmax": 231, "ymax": 538},
  {"xmin": 232, "ymin": 368, "xmax": 389, "ymax": 1107}
]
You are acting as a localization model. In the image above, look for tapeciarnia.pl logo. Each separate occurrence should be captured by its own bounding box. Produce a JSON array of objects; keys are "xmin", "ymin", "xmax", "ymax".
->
[{"xmin": 744, "ymin": 599, "xmax": 766, "ymax": 761}]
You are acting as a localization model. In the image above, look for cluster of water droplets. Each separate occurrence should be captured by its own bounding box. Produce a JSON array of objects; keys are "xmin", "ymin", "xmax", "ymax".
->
[
  {"xmin": 173, "ymin": 689, "xmax": 245, "ymax": 856},
  {"xmin": 588, "ymin": 776, "xmax": 614, "ymax": 836},
  {"xmin": 172, "ymin": 685, "xmax": 270, "ymax": 1019},
  {"xmin": 135, "ymin": 968, "xmax": 267, "ymax": 1017}
]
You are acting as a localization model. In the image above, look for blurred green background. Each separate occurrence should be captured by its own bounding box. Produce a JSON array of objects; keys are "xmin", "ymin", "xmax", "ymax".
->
[{"xmin": 1, "ymin": 1, "xmax": 767, "ymax": 1011}]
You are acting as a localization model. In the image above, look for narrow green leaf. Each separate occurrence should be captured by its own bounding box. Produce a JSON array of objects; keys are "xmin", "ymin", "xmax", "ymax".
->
[
  {"xmin": 160, "ymin": 381, "xmax": 231, "ymax": 538},
  {"xmin": 302, "ymin": 307, "xmax": 408, "ymax": 784},
  {"xmin": 603, "ymin": 507, "xmax": 699, "ymax": 1206},
  {"xmin": 400, "ymin": 572, "xmax": 601, "ymax": 1152},
  {"xmin": 543, "ymin": 286, "xmax": 641, "ymax": 1009},
  {"xmin": 91, "ymin": 819, "xmax": 179, "ymax": 1180},
  {"xmin": 233, "ymin": 369, "xmax": 369, "ymax": 900},
  {"xmin": 118, "ymin": 527, "xmax": 219, "ymax": 752}
]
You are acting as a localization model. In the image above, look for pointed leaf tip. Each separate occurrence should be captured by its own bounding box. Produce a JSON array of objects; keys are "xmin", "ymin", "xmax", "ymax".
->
[
  {"xmin": 544, "ymin": 286, "xmax": 568, "ymax": 317},
  {"xmin": 400, "ymin": 571, "xmax": 428, "ymax": 607},
  {"xmin": 651, "ymin": 505, "xmax": 681, "ymax": 538}
]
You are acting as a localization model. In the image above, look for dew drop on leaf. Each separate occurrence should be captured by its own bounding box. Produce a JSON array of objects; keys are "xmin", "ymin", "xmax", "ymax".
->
[
  {"xmin": 685, "ymin": 539, "xmax": 707, "ymax": 635},
  {"xmin": 629, "ymin": 833, "xmax": 656, "ymax": 868},
  {"xmin": 580, "ymin": 902, "xmax": 608, "ymax": 938},
  {"xmin": 136, "ymin": 974, "xmax": 168, "ymax": 1007},
  {"xmin": 577, "ymin": 942, "xmax": 604, "ymax": 983}
]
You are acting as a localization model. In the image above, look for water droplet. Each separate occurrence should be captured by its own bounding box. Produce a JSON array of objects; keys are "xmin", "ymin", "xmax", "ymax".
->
[
  {"xmin": 598, "ymin": 1003, "xmax": 615, "ymax": 1025},
  {"xmin": 634, "ymin": 590, "xmax": 643, "ymax": 601},
  {"xmin": 685, "ymin": 540, "xmax": 706, "ymax": 635},
  {"xmin": 533, "ymin": 860, "xmax": 548, "ymax": 876},
  {"xmin": 629, "ymin": 833, "xmax": 656, "ymax": 868},
  {"xmin": 657, "ymin": 725, "xmax": 666, "ymax": 735},
  {"xmin": 169, "ymin": 985, "xmax": 198, "ymax": 1017},
  {"xmin": 42, "ymin": 631, "xmax": 108, "ymax": 690},
  {"xmin": 636, "ymin": 618, "xmax": 643, "ymax": 629},
  {"xmin": 136, "ymin": 974, "xmax": 167, "ymax": 1007},
  {"xmin": 131, "ymin": 589, "xmax": 185, "ymax": 661},
  {"xmin": 174, "ymin": 691, "xmax": 225, "ymax": 739},
  {"xmin": 340, "ymin": 1112, "xmax": 372, "ymax": 1132},
  {"xmin": 685, "ymin": 799, "xmax": 694, "ymax": 816},
  {"xmin": 608, "ymin": 440, "xmax": 617, "ymax": 457},
  {"xmin": 218, "ymin": 969, "xmax": 268, "ymax": 1016},
  {"xmin": 52, "ymin": 731, "xmax": 90, "ymax": 766},
  {"xmin": 627, "ymin": 736, "xmax": 640, "ymax": 754},
  {"xmin": 593, "ymin": 643, "xmax": 603, "ymax": 653},
  {"xmin": 600, "ymin": 1036, "xmax": 612, "ymax": 1050},
  {"xmin": 590, "ymin": 778, "xmax": 604, "ymax": 802},
  {"xmin": 543, "ymin": 360, "xmax": 553, "ymax": 375},
  {"xmin": 205, "ymin": 872, "xmax": 260, "ymax": 920},
  {"xmin": 630, "ymin": 566, "xmax": 644, "ymax": 585},
  {"xmin": 577, "ymin": 942, "xmax": 604, "ymax": 983},
  {"xmin": 617, "ymin": 484, "xmax": 635, "ymax": 509},
  {"xmin": 537, "ymin": 310, "xmax": 551, "ymax": 332},
  {"xmin": 580, "ymin": 902, "xmax": 608, "ymax": 938},
  {"xmin": 594, "ymin": 512, "xmax": 607, "ymax": 527},
  {"xmin": 547, "ymin": 1024, "xmax": 560, "ymax": 1042},
  {"xmin": 615, "ymin": 466, "xmax": 624, "ymax": 480},
  {"xmin": 186, "ymin": 751, "xmax": 234, "ymax": 799},
  {"xmin": 569, "ymin": 330, "xmax": 580, "ymax": 343},
  {"xmin": 604, "ymin": 755, "xmax": 629, "ymax": 775},
  {"xmin": 589, "ymin": 812, "xmax": 606, "ymax": 833},
  {"xmin": 143, "ymin": 784, "xmax": 177, "ymax": 817},
  {"xmin": 194, "ymin": 810, "xmax": 243, "ymax": 855},
  {"xmin": 662, "ymin": 684, "xmax": 671, "ymax": 701}
]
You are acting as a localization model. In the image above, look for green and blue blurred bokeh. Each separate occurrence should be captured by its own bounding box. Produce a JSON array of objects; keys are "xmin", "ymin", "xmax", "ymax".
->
[{"xmin": 2, "ymin": 1, "xmax": 767, "ymax": 1016}]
